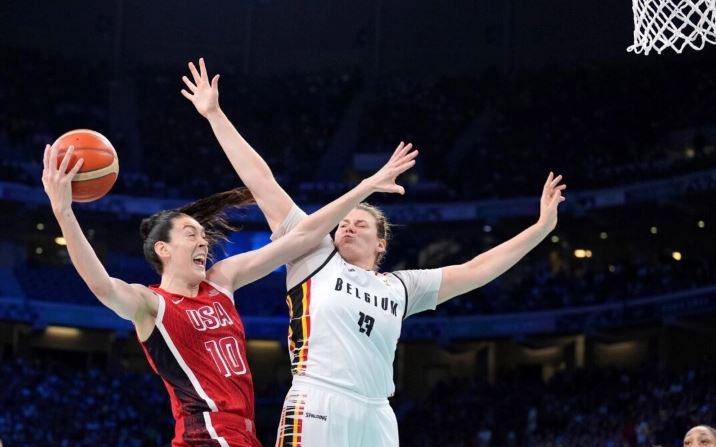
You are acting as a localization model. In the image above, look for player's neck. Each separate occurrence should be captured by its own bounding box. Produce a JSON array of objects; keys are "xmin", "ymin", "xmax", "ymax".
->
[
  {"xmin": 346, "ymin": 256, "xmax": 377, "ymax": 273},
  {"xmin": 159, "ymin": 273, "xmax": 201, "ymax": 297}
]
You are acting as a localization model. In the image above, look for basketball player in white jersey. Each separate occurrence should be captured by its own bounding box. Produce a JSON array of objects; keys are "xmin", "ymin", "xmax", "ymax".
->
[
  {"xmin": 183, "ymin": 58, "xmax": 566, "ymax": 446},
  {"xmin": 41, "ymin": 136, "xmax": 416, "ymax": 446}
]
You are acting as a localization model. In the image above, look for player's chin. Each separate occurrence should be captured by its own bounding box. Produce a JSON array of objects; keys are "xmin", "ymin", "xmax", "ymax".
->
[
  {"xmin": 337, "ymin": 242, "xmax": 362, "ymax": 259},
  {"xmin": 190, "ymin": 265, "xmax": 207, "ymax": 280},
  {"xmin": 337, "ymin": 239, "xmax": 354, "ymax": 250}
]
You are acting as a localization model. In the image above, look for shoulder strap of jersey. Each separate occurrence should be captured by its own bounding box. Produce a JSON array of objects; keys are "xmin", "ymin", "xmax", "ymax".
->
[
  {"xmin": 390, "ymin": 272, "xmax": 409, "ymax": 320},
  {"xmin": 287, "ymin": 249, "xmax": 339, "ymax": 296}
]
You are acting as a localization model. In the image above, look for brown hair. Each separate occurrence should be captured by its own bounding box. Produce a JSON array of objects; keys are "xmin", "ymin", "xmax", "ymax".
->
[
  {"xmin": 139, "ymin": 187, "xmax": 255, "ymax": 274},
  {"xmin": 355, "ymin": 202, "xmax": 392, "ymax": 270}
]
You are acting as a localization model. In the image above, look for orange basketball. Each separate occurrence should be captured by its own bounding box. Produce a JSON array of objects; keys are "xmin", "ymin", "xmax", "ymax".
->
[{"xmin": 51, "ymin": 129, "xmax": 119, "ymax": 202}]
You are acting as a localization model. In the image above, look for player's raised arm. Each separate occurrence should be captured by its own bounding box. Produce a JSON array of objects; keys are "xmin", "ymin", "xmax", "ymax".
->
[
  {"xmin": 437, "ymin": 172, "xmax": 566, "ymax": 304},
  {"xmin": 41, "ymin": 144, "xmax": 153, "ymax": 322},
  {"xmin": 208, "ymin": 142, "xmax": 418, "ymax": 291},
  {"xmin": 181, "ymin": 57, "xmax": 294, "ymax": 231}
]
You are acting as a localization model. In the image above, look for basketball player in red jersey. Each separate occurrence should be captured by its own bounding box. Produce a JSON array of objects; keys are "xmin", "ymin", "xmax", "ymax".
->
[
  {"xmin": 41, "ymin": 137, "xmax": 417, "ymax": 446},
  {"xmin": 184, "ymin": 58, "xmax": 565, "ymax": 446}
]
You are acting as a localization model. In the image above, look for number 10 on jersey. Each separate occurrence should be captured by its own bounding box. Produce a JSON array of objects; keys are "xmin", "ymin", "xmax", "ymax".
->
[{"xmin": 205, "ymin": 337, "xmax": 247, "ymax": 377}]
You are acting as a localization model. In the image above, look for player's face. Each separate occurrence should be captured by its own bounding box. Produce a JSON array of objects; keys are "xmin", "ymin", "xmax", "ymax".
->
[
  {"xmin": 334, "ymin": 208, "xmax": 385, "ymax": 269},
  {"xmin": 684, "ymin": 426, "xmax": 716, "ymax": 447},
  {"xmin": 162, "ymin": 215, "xmax": 209, "ymax": 282}
]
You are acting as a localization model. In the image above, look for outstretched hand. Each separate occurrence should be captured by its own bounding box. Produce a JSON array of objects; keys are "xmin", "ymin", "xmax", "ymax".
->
[
  {"xmin": 181, "ymin": 57, "xmax": 220, "ymax": 118},
  {"xmin": 538, "ymin": 172, "xmax": 566, "ymax": 232},
  {"xmin": 42, "ymin": 144, "xmax": 84, "ymax": 214},
  {"xmin": 362, "ymin": 142, "xmax": 418, "ymax": 195}
]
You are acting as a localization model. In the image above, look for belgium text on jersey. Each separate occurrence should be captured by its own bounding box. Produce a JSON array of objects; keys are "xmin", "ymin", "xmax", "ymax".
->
[{"xmin": 334, "ymin": 278, "xmax": 399, "ymax": 317}]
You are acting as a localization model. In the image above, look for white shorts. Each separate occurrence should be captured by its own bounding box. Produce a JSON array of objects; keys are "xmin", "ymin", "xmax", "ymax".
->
[{"xmin": 274, "ymin": 376, "xmax": 399, "ymax": 447}]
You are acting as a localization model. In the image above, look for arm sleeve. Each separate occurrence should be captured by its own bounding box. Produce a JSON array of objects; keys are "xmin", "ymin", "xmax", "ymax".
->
[
  {"xmin": 271, "ymin": 205, "xmax": 336, "ymax": 290},
  {"xmin": 393, "ymin": 268, "xmax": 442, "ymax": 318}
]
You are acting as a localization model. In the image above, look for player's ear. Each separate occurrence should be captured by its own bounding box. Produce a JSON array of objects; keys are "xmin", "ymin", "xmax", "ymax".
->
[
  {"xmin": 155, "ymin": 241, "xmax": 170, "ymax": 259},
  {"xmin": 376, "ymin": 238, "xmax": 386, "ymax": 254}
]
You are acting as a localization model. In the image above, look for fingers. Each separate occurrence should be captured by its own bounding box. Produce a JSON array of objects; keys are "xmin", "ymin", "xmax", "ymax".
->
[
  {"xmin": 43, "ymin": 144, "xmax": 51, "ymax": 169},
  {"xmin": 188, "ymin": 58, "xmax": 210, "ymax": 83},
  {"xmin": 400, "ymin": 142, "xmax": 413, "ymax": 154},
  {"xmin": 391, "ymin": 141, "xmax": 415, "ymax": 163},
  {"xmin": 391, "ymin": 143, "xmax": 418, "ymax": 175},
  {"xmin": 400, "ymin": 142, "xmax": 413, "ymax": 158},
  {"xmin": 544, "ymin": 171, "xmax": 563, "ymax": 188},
  {"xmin": 68, "ymin": 157, "xmax": 84, "ymax": 177},
  {"xmin": 387, "ymin": 145, "xmax": 417, "ymax": 174},
  {"xmin": 43, "ymin": 143, "xmax": 84, "ymax": 185},
  {"xmin": 181, "ymin": 75, "xmax": 196, "ymax": 93},
  {"xmin": 543, "ymin": 172, "xmax": 566, "ymax": 194},
  {"xmin": 543, "ymin": 171, "xmax": 554, "ymax": 191},
  {"xmin": 58, "ymin": 145, "xmax": 75, "ymax": 174},
  {"xmin": 393, "ymin": 159, "xmax": 416, "ymax": 176},
  {"xmin": 394, "ymin": 143, "xmax": 417, "ymax": 160},
  {"xmin": 369, "ymin": 141, "xmax": 419, "ymax": 195},
  {"xmin": 199, "ymin": 57, "xmax": 208, "ymax": 80},
  {"xmin": 396, "ymin": 151, "xmax": 418, "ymax": 170},
  {"xmin": 188, "ymin": 61, "xmax": 201, "ymax": 83},
  {"xmin": 388, "ymin": 141, "xmax": 405, "ymax": 162},
  {"xmin": 400, "ymin": 148, "xmax": 418, "ymax": 165},
  {"xmin": 550, "ymin": 174, "xmax": 564, "ymax": 188},
  {"xmin": 404, "ymin": 146, "xmax": 418, "ymax": 160},
  {"xmin": 183, "ymin": 61, "xmax": 218, "ymax": 97},
  {"xmin": 549, "ymin": 189, "xmax": 565, "ymax": 207},
  {"xmin": 48, "ymin": 142, "xmax": 59, "ymax": 172},
  {"xmin": 385, "ymin": 156, "xmax": 417, "ymax": 196}
]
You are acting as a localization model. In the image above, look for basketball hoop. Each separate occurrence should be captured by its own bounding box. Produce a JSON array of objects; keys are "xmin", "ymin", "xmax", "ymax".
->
[{"xmin": 628, "ymin": 0, "xmax": 716, "ymax": 54}]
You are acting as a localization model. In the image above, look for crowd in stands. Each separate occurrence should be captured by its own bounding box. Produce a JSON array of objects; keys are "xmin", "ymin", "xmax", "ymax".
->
[
  {"xmin": 0, "ymin": 357, "xmax": 173, "ymax": 446},
  {"xmin": 9, "ymin": 222, "xmax": 715, "ymax": 318},
  {"xmin": 397, "ymin": 363, "xmax": 716, "ymax": 447},
  {"xmin": 5, "ymin": 187, "xmax": 715, "ymax": 317},
  {"xmin": 0, "ymin": 355, "xmax": 292, "ymax": 446},
  {"xmin": 0, "ymin": 48, "xmax": 109, "ymax": 166},
  {"xmin": 131, "ymin": 63, "xmax": 362, "ymax": 198},
  {"xmin": 1, "ymin": 47, "xmax": 715, "ymax": 202},
  {"xmin": 0, "ymin": 354, "xmax": 712, "ymax": 446},
  {"xmin": 1, "ymin": 46, "xmax": 715, "ymax": 316},
  {"xmin": 409, "ymin": 206, "xmax": 716, "ymax": 316},
  {"xmin": 448, "ymin": 59, "xmax": 716, "ymax": 199},
  {"xmin": 3, "ymin": 15, "xmax": 716, "ymax": 447}
]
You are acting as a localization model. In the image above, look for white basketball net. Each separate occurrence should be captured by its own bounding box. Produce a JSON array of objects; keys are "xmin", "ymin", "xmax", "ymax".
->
[{"xmin": 628, "ymin": 0, "xmax": 716, "ymax": 54}]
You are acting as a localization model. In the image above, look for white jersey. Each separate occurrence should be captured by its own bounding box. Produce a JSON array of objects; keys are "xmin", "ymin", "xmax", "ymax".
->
[{"xmin": 273, "ymin": 206, "xmax": 441, "ymax": 399}]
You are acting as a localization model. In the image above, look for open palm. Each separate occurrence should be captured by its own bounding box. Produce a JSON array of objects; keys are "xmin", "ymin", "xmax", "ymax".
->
[
  {"xmin": 181, "ymin": 57, "xmax": 220, "ymax": 118},
  {"xmin": 364, "ymin": 142, "xmax": 418, "ymax": 195}
]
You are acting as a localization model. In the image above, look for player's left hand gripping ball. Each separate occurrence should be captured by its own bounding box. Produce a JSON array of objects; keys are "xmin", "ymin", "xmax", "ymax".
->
[{"xmin": 51, "ymin": 129, "xmax": 119, "ymax": 202}]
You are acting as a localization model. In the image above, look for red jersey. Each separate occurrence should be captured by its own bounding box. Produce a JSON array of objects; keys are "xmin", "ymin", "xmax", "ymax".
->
[{"xmin": 143, "ymin": 281, "xmax": 261, "ymax": 447}]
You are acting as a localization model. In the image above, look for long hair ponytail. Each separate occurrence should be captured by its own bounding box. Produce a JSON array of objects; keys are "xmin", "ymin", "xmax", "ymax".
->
[{"xmin": 139, "ymin": 187, "xmax": 255, "ymax": 274}]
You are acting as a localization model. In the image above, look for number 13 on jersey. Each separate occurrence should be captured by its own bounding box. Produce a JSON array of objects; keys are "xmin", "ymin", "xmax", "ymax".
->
[{"xmin": 358, "ymin": 312, "xmax": 375, "ymax": 337}]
